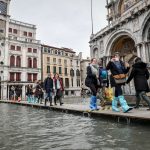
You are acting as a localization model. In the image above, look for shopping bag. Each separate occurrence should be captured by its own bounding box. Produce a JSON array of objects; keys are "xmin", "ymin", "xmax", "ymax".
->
[{"xmin": 104, "ymin": 87, "xmax": 113, "ymax": 101}]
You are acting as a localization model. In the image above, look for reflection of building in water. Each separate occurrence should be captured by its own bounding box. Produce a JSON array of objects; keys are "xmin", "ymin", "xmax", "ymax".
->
[
  {"xmin": 90, "ymin": 0, "xmax": 150, "ymax": 95},
  {"xmin": 0, "ymin": 0, "xmax": 41, "ymax": 100}
]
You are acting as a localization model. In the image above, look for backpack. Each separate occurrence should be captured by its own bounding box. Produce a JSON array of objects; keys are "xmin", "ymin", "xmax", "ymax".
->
[{"xmin": 99, "ymin": 68, "xmax": 108, "ymax": 82}]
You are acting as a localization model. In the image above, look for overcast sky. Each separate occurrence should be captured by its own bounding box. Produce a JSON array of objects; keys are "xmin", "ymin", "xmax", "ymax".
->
[{"xmin": 10, "ymin": 0, "xmax": 108, "ymax": 58}]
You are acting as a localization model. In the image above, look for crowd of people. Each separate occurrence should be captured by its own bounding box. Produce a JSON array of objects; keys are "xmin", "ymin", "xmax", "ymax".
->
[
  {"xmin": 10, "ymin": 73, "xmax": 64, "ymax": 106},
  {"xmin": 85, "ymin": 52, "xmax": 150, "ymax": 112}
]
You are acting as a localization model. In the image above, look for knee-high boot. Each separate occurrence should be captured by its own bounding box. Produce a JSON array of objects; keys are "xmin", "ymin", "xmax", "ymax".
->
[
  {"xmin": 140, "ymin": 91, "xmax": 150, "ymax": 109},
  {"xmin": 90, "ymin": 96, "xmax": 95, "ymax": 110},
  {"xmin": 135, "ymin": 94, "xmax": 141, "ymax": 108},
  {"xmin": 118, "ymin": 95, "xmax": 133, "ymax": 113},
  {"xmin": 44, "ymin": 98, "xmax": 47, "ymax": 106},
  {"xmin": 112, "ymin": 97, "xmax": 120, "ymax": 112},
  {"xmin": 93, "ymin": 96, "xmax": 98, "ymax": 110}
]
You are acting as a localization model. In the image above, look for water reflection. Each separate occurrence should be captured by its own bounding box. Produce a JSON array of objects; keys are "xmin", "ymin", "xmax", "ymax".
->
[{"xmin": 0, "ymin": 104, "xmax": 150, "ymax": 150}]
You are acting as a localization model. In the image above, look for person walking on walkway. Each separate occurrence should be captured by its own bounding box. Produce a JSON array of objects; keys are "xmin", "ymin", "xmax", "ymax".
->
[
  {"xmin": 26, "ymin": 84, "xmax": 33, "ymax": 103},
  {"xmin": 85, "ymin": 58, "xmax": 100, "ymax": 111},
  {"xmin": 53, "ymin": 73, "xmax": 64, "ymax": 106},
  {"xmin": 106, "ymin": 52, "xmax": 132, "ymax": 113},
  {"xmin": 126, "ymin": 57, "xmax": 150, "ymax": 110},
  {"xmin": 44, "ymin": 73, "xmax": 54, "ymax": 106}
]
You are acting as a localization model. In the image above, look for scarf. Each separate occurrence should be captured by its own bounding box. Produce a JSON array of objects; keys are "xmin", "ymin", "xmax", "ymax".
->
[{"xmin": 90, "ymin": 64, "xmax": 99, "ymax": 77}]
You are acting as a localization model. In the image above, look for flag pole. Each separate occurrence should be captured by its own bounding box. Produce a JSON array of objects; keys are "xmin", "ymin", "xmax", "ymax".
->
[{"xmin": 91, "ymin": 0, "xmax": 94, "ymax": 35}]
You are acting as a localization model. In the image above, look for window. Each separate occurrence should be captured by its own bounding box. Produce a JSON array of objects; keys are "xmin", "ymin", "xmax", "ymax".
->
[
  {"xmin": 70, "ymin": 60, "xmax": 73, "ymax": 66},
  {"xmin": 76, "ymin": 69, "xmax": 80, "ymax": 76},
  {"xmin": 9, "ymin": 28, "xmax": 12, "ymax": 33},
  {"xmin": 77, "ymin": 79, "xmax": 80, "ymax": 87},
  {"xmin": 24, "ymin": 31, "xmax": 27, "ymax": 36},
  {"xmin": 28, "ymin": 58, "xmax": 32, "ymax": 68},
  {"xmin": 13, "ymin": 29, "xmax": 17, "ymax": 34},
  {"xmin": 65, "ymin": 53, "xmax": 68, "ymax": 56},
  {"xmin": 10, "ymin": 55, "xmax": 15, "ymax": 67},
  {"xmin": 47, "ymin": 57, "xmax": 50, "ymax": 63},
  {"xmin": 64, "ymin": 60, "xmax": 67, "ymax": 66},
  {"xmin": 16, "ymin": 73, "xmax": 21, "ymax": 81},
  {"xmin": 10, "ymin": 72, "xmax": 15, "ymax": 81},
  {"xmin": 44, "ymin": 47, "xmax": 47, "ymax": 52},
  {"xmin": 53, "ymin": 66, "xmax": 56, "ymax": 74},
  {"xmin": 71, "ymin": 78, "xmax": 73, "ymax": 87},
  {"xmin": 16, "ymin": 46, "xmax": 21, "ymax": 51},
  {"xmin": 65, "ymin": 78, "xmax": 69, "ymax": 88},
  {"xmin": 76, "ymin": 61, "xmax": 79, "ymax": 66},
  {"xmin": 10, "ymin": 45, "xmax": 15, "ymax": 50},
  {"xmin": 47, "ymin": 66, "xmax": 50, "ymax": 73},
  {"xmin": 59, "ymin": 67, "xmax": 62, "ymax": 74},
  {"xmin": 28, "ymin": 32, "xmax": 32, "ymax": 37},
  {"xmin": 33, "ymin": 49, "xmax": 37, "ymax": 53},
  {"xmin": 0, "ymin": 50, "xmax": 1, "ymax": 56},
  {"xmin": 53, "ymin": 58, "xmax": 56, "ymax": 63},
  {"xmin": 28, "ymin": 48, "xmax": 32, "ymax": 53},
  {"xmin": 70, "ymin": 69, "xmax": 74, "ymax": 77},
  {"xmin": 16, "ymin": 56, "xmax": 21, "ymax": 67},
  {"xmin": 33, "ymin": 58, "xmax": 37, "ymax": 68},
  {"xmin": 64, "ymin": 68, "xmax": 67, "ymax": 75},
  {"xmin": 27, "ymin": 73, "xmax": 32, "ymax": 82},
  {"xmin": 55, "ymin": 50, "xmax": 57, "ymax": 54},
  {"xmin": 58, "ymin": 51, "xmax": 61, "ymax": 55},
  {"xmin": 58, "ymin": 59, "xmax": 61, "ymax": 64},
  {"xmin": 33, "ymin": 74, "xmax": 37, "ymax": 82}
]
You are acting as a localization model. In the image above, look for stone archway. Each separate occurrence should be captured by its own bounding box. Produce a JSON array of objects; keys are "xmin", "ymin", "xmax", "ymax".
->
[{"xmin": 110, "ymin": 35, "xmax": 137, "ymax": 65}]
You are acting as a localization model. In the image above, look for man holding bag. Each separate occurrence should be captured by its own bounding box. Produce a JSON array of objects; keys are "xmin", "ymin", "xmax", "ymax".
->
[{"xmin": 106, "ymin": 52, "xmax": 132, "ymax": 113}]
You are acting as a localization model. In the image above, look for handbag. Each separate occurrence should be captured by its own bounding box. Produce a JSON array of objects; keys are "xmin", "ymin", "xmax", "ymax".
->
[
  {"xmin": 113, "ymin": 74, "xmax": 126, "ymax": 84},
  {"xmin": 104, "ymin": 87, "xmax": 113, "ymax": 101}
]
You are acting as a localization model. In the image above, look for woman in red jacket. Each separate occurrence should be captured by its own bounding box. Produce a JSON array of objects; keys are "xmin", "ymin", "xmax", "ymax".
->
[{"xmin": 53, "ymin": 73, "xmax": 64, "ymax": 105}]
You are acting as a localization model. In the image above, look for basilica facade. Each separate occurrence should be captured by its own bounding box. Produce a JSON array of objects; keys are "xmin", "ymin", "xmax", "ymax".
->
[{"xmin": 90, "ymin": 0, "xmax": 150, "ymax": 95}]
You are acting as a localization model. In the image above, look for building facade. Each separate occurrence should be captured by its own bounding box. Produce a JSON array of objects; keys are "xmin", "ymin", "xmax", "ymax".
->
[
  {"xmin": 90, "ymin": 0, "xmax": 150, "ymax": 95},
  {"xmin": 0, "ymin": 0, "xmax": 41, "ymax": 100},
  {"xmin": 41, "ymin": 45, "xmax": 82, "ymax": 97}
]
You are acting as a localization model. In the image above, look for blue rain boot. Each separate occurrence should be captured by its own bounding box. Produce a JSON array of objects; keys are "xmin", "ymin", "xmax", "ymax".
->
[
  {"xmin": 112, "ymin": 97, "xmax": 120, "ymax": 112},
  {"xmin": 90, "ymin": 96, "xmax": 95, "ymax": 110},
  {"xmin": 93, "ymin": 96, "xmax": 99, "ymax": 110},
  {"xmin": 118, "ymin": 95, "xmax": 133, "ymax": 113}
]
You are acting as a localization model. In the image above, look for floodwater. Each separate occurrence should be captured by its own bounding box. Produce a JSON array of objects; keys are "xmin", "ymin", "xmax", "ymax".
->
[{"xmin": 0, "ymin": 103, "xmax": 150, "ymax": 150}]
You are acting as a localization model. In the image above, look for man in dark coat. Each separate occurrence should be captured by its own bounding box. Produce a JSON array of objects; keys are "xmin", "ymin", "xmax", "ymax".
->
[
  {"xmin": 44, "ymin": 73, "xmax": 54, "ymax": 106},
  {"xmin": 126, "ymin": 57, "xmax": 150, "ymax": 110}
]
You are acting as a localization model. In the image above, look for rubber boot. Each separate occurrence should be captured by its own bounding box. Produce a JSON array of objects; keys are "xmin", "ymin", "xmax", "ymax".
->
[
  {"xmin": 90, "ymin": 96, "xmax": 95, "ymax": 110},
  {"xmin": 140, "ymin": 91, "xmax": 150, "ymax": 110},
  {"xmin": 59, "ymin": 97, "xmax": 63, "ymax": 106},
  {"xmin": 118, "ymin": 95, "xmax": 133, "ymax": 113},
  {"xmin": 93, "ymin": 96, "xmax": 98, "ymax": 110},
  {"xmin": 112, "ymin": 97, "xmax": 120, "ymax": 112}
]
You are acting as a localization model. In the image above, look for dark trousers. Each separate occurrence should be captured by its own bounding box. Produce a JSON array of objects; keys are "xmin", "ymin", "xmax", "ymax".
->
[
  {"xmin": 89, "ymin": 84, "xmax": 98, "ymax": 96},
  {"xmin": 136, "ymin": 91, "xmax": 150, "ymax": 108},
  {"xmin": 114, "ymin": 84, "xmax": 123, "ymax": 97}
]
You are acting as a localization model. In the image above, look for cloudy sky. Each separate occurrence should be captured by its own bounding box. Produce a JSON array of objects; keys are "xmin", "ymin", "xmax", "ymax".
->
[{"xmin": 10, "ymin": 0, "xmax": 108, "ymax": 58}]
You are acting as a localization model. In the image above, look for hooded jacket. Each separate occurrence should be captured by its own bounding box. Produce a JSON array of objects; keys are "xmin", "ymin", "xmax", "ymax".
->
[{"xmin": 126, "ymin": 62, "xmax": 149, "ymax": 92}]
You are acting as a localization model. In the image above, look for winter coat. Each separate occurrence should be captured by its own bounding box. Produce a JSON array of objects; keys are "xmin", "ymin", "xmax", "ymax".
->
[
  {"xmin": 106, "ymin": 60, "xmax": 130, "ymax": 87},
  {"xmin": 43, "ymin": 77, "xmax": 53, "ymax": 93},
  {"xmin": 85, "ymin": 65, "xmax": 98, "ymax": 87},
  {"xmin": 26, "ymin": 86, "xmax": 33, "ymax": 95},
  {"xmin": 53, "ymin": 78, "xmax": 64, "ymax": 91},
  {"xmin": 34, "ymin": 84, "xmax": 43, "ymax": 97},
  {"xmin": 126, "ymin": 62, "xmax": 150, "ymax": 92}
]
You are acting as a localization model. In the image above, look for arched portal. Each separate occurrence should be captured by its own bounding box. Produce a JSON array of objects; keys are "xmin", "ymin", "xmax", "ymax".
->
[{"xmin": 110, "ymin": 35, "xmax": 137, "ymax": 64}]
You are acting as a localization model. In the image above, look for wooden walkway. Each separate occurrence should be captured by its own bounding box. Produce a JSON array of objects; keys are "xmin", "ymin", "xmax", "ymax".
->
[{"xmin": 0, "ymin": 100, "xmax": 150, "ymax": 125}]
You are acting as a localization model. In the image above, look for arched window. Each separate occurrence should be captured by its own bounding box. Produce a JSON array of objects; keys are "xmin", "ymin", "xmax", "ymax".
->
[
  {"xmin": 28, "ymin": 58, "xmax": 32, "ymax": 68},
  {"xmin": 10, "ymin": 55, "xmax": 15, "ymax": 67},
  {"xmin": 33, "ymin": 58, "xmax": 37, "ymax": 68},
  {"xmin": 16, "ymin": 56, "xmax": 21, "ymax": 67},
  {"xmin": 70, "ymin": 69, "xmax": 74, "ymax": 77},
  {"xmin": 76, "ymin": 69, "xmax": 80, "ymax": 76}
]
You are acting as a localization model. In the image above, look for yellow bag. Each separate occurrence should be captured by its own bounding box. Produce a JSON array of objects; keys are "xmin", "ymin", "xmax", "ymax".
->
[{"xmin": 104, "ymin": 87, "xmax": 113, "ymax": 101}]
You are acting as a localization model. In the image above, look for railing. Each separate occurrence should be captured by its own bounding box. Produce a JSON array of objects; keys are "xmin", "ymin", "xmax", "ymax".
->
[
  {"xmin": 10, "ymin": 19, "xmax": 36, "ymax": 29},
  {"xmin": 8, "ymin": 36, "xmax": 41, "ymax": 44}
]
